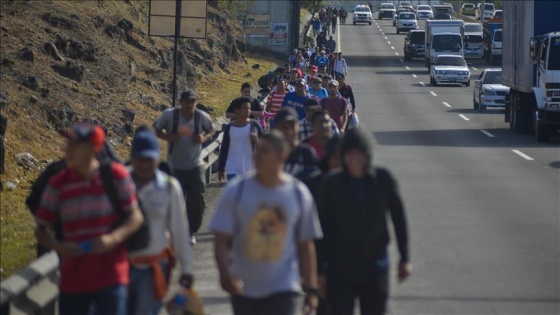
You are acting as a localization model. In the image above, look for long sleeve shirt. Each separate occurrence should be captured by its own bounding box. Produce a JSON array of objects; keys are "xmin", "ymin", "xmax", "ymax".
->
[
  {"xmin": 333, "ymin": 58, "xmax": 348, "ymax": 76},
  {"xmin": 129, "ymin": 170, "xmax": 194, "ymax": 274}
]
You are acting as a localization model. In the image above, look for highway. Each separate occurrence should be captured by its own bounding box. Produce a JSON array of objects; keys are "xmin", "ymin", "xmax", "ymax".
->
[{"xmin": 341, "ymin": 17, "xmax": 560, "ymax": 314}]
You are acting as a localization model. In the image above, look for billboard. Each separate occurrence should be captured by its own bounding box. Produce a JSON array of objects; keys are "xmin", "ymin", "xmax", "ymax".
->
[{"xmin": 148, "ymin": 0, "xmax": 207, "ymax": 38}]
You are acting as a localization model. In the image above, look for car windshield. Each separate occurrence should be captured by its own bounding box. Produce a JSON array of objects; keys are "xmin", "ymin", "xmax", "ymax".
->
[
  {"xmin": 400, "ymin": 13, "xmax": 415, "ymax": 19},
  {"xmin": 410, "ymin": 32, "xmax": 425, "ymax": 44},
  {"xmin": 381, "ymin": 4, "xmax": 395, "ymax": 9},
  {"xmin": 435, "ymin": 13, "xmax": 452, "ymax": 19},
  {"xmin": 549, "ymin": 37, "xmax": 560, "ymax": 70},
  {"xmin": 433, "ymin": 35, "xmax": 463, "ymax": 50},
  {"xmin": 494, "ymin": 11, "xmax": 502, "ymax": 17},
  {"xmin": 465, "ymin": 35, "xmax": 483, "ymax": 43},
  {"xmin": 463, "ymin": 4, "xmax": 474, "ymax": 8},
  {"xmin": 436, "ymin": 56, "xmax": 467, "ymax": 66},
  {"xmin": 356, "ymin": 7, "xmax": 370, "ymax": 12},
  {"xmin": 417, "ymin": 5, "xmax": 431, "ymax": 11},
  {"xmin": 465, "ymin": 24, "xmax": 483, "ymax": 33},
  {"xmin": 483, "ymin": 71, "xmax": 502, "ymax": 84},
  {"xmin": 494, "ymin": 31, "xmax": 502, "ymax": 42},
  {"xmin": 484, "ymin": 4, "xmax": 494, "ymax": 10}
]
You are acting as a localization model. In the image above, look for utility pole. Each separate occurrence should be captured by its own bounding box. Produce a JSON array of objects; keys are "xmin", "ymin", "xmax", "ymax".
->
[{"xmin": 172, "ymin": 0, "xmax": 182, "ymax": 108}]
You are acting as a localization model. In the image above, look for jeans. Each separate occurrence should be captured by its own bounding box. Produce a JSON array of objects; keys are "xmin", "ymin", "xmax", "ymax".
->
[
  {"xmin": 174, "ymin": 166, "xmax": 206, "ymax": 234},
  {"xmin": 231, "ymin": 292, "xmax": 299, "ymax": 315},
  {"xmin": 127, "ymin": 262, "xmax": 170, "ymax": 315},
  {"xmin": 227, "ymin": 174, "xmax": 237, "ymax": 181},
  {"xmin": 58, "ymin": 285, "xmax": 127, "ymax": 315},
  {"xmin": 327, "ymin": 269, "xmax": 389, "ymax": 315}
]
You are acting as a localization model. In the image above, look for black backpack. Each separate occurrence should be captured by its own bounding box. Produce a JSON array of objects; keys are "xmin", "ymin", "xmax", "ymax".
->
[{"xmin": 168, "ymin": 108, "xmax": 202, "ymax": 155}]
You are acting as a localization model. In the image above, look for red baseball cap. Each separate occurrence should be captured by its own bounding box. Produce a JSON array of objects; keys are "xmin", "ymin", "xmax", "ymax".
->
[
  {"xmin": 309, "ymin": 65, "xmax": 318, "ymax": 72},
  {"xmin": 59, "ymin": 122, "xmax": 105, "ymax": 153}
]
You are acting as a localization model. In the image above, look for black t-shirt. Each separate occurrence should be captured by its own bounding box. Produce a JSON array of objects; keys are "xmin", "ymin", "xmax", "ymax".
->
[
  {"xmin": 226, "ymin": 97, "xmax": 263, "ymax": 119},
  {"xmin": 284, "ymin": 144, "xmax": 319, "ymax": 180}
]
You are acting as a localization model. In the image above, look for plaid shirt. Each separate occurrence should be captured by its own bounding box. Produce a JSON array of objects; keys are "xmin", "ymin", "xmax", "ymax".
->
[{"xmin": 299, "ymin": 117, "xmax": 340, "ymax": 141}]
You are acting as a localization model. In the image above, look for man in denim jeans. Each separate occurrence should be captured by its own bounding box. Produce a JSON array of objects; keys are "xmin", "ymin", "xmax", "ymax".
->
[
  {"xmin": 153, "ymin": 90, "xmax": 215, "ymax": 245},
  {"xmin": 35, "ymin": 122, "xmax": 144, "ymax": 315}
]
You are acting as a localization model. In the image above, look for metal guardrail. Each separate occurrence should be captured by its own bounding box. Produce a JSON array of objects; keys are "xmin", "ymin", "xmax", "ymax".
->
[{"xmin": 452, "ymin": 11, "xmax": 479, "ymax": 23}]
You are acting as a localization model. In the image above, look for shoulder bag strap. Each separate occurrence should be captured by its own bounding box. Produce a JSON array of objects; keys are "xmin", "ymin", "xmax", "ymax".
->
[
  {"xmin": 100, "ymin": 162, "xmax": 124, "ymax": 217},
  {"xmin": 169, "ymin": 108, "xmax": 180, "ymax": 154}
]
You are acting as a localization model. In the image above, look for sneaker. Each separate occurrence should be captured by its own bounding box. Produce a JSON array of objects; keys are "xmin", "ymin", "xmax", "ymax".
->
[{"xmin": 191, "ymin": 236, "xmax": 196, "ymax": 246}]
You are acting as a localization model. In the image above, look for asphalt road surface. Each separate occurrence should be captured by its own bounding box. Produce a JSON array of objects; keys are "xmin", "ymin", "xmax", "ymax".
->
[{"xmin": 164, "ymin": 18, "xmax": 560, "ymax": 315}]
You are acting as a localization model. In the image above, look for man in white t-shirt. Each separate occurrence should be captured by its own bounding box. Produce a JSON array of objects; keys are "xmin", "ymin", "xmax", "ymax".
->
[{"xmin": 210, "ymin": 131, "xmax": 323, "ymax": 315}]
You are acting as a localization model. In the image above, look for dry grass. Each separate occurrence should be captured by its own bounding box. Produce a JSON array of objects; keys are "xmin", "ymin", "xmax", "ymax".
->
[{"xmin": 0, "ymin": 0, "xmax": 280, "ymax": 279}]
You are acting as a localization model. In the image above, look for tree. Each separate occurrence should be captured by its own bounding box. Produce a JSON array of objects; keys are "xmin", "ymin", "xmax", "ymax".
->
[{"xmin": 301, "ymin": 0, "xmax": 324, "ymax": 13}]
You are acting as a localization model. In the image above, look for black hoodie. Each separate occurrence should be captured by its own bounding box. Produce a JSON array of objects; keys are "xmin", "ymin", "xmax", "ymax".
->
[{"xmin": 317, "ymin": 128, "xmax": 409, "ymax": 281}]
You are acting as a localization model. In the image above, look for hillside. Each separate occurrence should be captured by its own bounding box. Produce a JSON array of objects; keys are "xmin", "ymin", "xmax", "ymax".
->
[{"xmin": 0, "ymin": 0, "xmax": 279, "ymax": 277}]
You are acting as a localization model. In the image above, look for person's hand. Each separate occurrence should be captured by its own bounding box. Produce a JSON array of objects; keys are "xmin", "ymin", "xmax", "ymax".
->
[
  {"xmin": 250, "ymin": 132, "xmax": 258, "ymax": 144},
  {"xmin": 318, "ymin": 275, "xmax": 327, "ymax": 298},
  {"xmin": 179, "ymin": 273, "xmax": 194, "ymax": 288},
  {"xmin": 302, "ymin": 294, "xmax": 319, "ymax": 315},
  {"xmin": 252, "ymin": 111, "xmax": 264, "ymax": 118},
  {"xmin": 398, "ymin": 262, "xmax": 413, "ymax": 283},
  {"xmin": 91, "ymin": 233, "xmax": 119, "ymax": 254},
  {"xmin": 167, "ymin": 133, "xmax": 181, "ymax": 143},
  {"xmin": 218, "ymin": 171, "xmax": 226, "ymax": 182},
  {"xmin": 220, "ymin": 273, "xmax": 243, "ymax": 295},
  {"xmin": 53, "ymin": 241, "xmax": 83, "ymax": 258},
  {"xmin": 192, "ymin": 134, "xmax": 204, "ymax": 144}
]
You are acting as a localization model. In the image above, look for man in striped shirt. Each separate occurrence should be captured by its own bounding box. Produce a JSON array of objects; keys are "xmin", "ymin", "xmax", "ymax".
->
[
  {"xmin": 265, "ymin": 78, "xmax": 288, "ymax": 116},
  {"xmin": 35, "ymin": 122, "xmax": 143, "ymax": 315}
]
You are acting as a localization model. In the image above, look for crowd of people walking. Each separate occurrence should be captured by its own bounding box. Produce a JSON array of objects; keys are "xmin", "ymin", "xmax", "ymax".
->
[{"xmin": 28, "ymin": 5, "xmax": 411, "ymax": 315}]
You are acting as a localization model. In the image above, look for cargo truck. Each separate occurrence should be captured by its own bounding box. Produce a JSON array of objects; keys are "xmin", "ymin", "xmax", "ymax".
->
[
  {"xmin": 502, "ymin": 0, "xmax": 560, "ymax": 142},
  {"xmin": 425, "ymin": 20, "xmax": 465, "ymax": 68},
  {"xmin": 482, "ymin": 19, "xmax": 502, "ymax": 64}
]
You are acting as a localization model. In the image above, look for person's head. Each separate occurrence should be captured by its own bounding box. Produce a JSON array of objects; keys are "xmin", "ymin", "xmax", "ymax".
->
[
  {"xmin": 309, "ymin": 65, "xmax": 318, "ymax": 75},
  {"xmin": 337, "ymin": 52, "xmax": 342, "ymax": 59},
  {"xmin": 312, "ymin": 77, "xmax": 322, "ymax": 89},
  {"xmin": 340, "ymin": 127, "xmax": 373, "ymax": 177},
  {"xmin": 283, "ymin": 63, "xmax": 291, "ymax": 72},
  {"xmin": 61, "ymin": 122, "xmax": 105, "ymax": 170},
  {"xmin": 320, "ymin": 50, "xmax": 326, "ymax": 56},
  {"xmin": 297, "ymin": 53, "xmax": 304, "ymax": 61},
  {"xmin": 254, "ymin": 130, "xmax": 290, "ymax": 174},
  {"xmin": 240, "ymin": 82, "xmax": 252, "ymax": 97},
  {"xmin": 304, "ymin": 98, "xmax": 322, "ymax": 120},
  {"xmin": 275, "ymin": 67, "xmax": 286, "ymax": 76},
  {"xmin": 179, "ymin": 90, "xmax": 197, "ymax": 114},
  {"xmin": 272, "ymin": 107, "xmax": 300, "ymax": 148},
  {"xmin": 336, "ymin": 73, "xmax": 345, "ymax": 85},
  {"xmin": 131, "ymin": 126, "xmax": 160, "ymax": 182},
  {"xmin": 321, "ymin": 134, "xmax": 343, "ymax": 171},
  {"xmin": 311, "ymin": 110, "xmax": 333, "ymax": 140},
  {"xmin": 276, "ymin": 78, "xmax": 287, "ymax": 92},
  {"xmin": 327, "ymin": 80, "xmax": 339, "ymax": 96},
  {"xmin": 293, "ymin": 49, "xmax": 298, "ymax": 55},
  {"xmin": 290, "ymin": 68, "xmax": 300, "ymax": 80},
  {"xmin": 231, "ymin": 96, "xmax": 252, "ymax": 120},
  {"xmin": 329, "ymin": 36, "xmax": 333, "ymax": 40},
  {"xmin": 318, "ymin": 65, "xmax": 327, "ymax": 75},
  {"xmin": 295, "ymin": 79, "xmax": 307, "ymax": 95}
]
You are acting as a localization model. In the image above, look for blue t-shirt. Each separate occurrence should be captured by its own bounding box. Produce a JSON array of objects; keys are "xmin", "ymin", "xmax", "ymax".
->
[
  {"xmin": 281, "ymin": 91, "xmax": 310, "ymax": 120},
  {"xmin": 308, "ymin": 87, "xmax": 328, "ymax": 100},
  {"xmin": 313, "ymin": 20, "xmax": 323, "ymax": 31},
  {"xmin": 315, "ymin": 55, "xmax": 329, "ymax": 68}
]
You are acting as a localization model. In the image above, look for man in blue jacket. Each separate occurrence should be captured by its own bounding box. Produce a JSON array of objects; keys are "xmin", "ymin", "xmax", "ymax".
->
[{"xmin": 281, "ymin": 79, "xmax": 310, "ymax": 121}]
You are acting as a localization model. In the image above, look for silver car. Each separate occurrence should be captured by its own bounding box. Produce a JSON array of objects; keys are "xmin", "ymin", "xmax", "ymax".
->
[
  {"xmin": 473, "ymin": 68, "xmax": 510, "ymax": 111},
  {"xmin": 430, "ymin": 55, "xmax": 471, "ymax": 86}
]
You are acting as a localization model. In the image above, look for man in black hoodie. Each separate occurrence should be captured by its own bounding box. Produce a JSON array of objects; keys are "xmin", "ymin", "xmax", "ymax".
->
[{"xmin": 318, "ymin": 127, "xmax": 412, "ymax": 315}]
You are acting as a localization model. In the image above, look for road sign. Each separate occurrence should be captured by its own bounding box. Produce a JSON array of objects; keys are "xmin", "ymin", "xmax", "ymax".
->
[{"xmin": 148, "ymin": 0, "xmax": 207, "ymax": 39}]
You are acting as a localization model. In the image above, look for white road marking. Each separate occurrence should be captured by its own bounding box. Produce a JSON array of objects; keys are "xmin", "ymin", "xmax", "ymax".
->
[
  {"xmin": 405, "ymin": 66, "xmax": 411, "ymax": 70},
  {"xmin": 337, "ymin": 23, "xmax": 342, "ymax": 52},
  {"xmin": 471, "ymin": 67, "xmax": 478, "ymax": 71},
  {"xmin": 480, "ymin": 130, "xmax": 495, "ymax": 138},
  {"xmin": 388, "ymin": 41, "xmax": 391, "ymax": 45},
  {"xmin": 391, "ymin": 46, "xmax": 395, "ymax": 50},
  {"xmin": 399, "ymin": 59, "xmax": 404, "ymax": 63},
  {"xmin": 384, "ymin": 36, "xmax": 388, "ymax": 39},
  {"xmin": 442, "ymin": 101, "xmax": 452, "ymax": 107},
  {"xmin": 429, "ymin": 90, "xmax": 437, "ymax": 96},
  {"xmin": 412, "ymin": 74, "xmax": 417, "ymax": 78},
  {"xmin": 395, "ymin": 52, "xmax": 399, "ymax": 55},
  {"xmin": 458, "ymin": 114, "xmax": 470, "ymax": 121},
  {"xmin": 420, "ymin": 81, "xmax": 426, "ymax": 86},
  {"xmin": 512, "ymin": 150, "xmax": 534, "ymax": 161}
]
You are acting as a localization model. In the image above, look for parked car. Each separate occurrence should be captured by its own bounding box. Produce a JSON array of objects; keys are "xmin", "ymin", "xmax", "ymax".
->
[
  {"xmin": 434, "ymin": 13, "xmax": 452, "ymax": 20},
  {"xmin": 378, "ymin": 2, "xmax": 396, "ymax": 20},
  {"xmin": 353, "ymin": 5, "xmax": 373, "ymax": 25},
  {"xmin": 460, "ymin": 3, "xmax": 476, "ymax": 15},
  {"xmin": 473, "ymin": 68, "xmax": 509, "ymax": 111},
  {"xmin": 396, "ymin": 12, "xmax": 417, "ymax": 34},
  {"xmin": 430, "ymin": 55, "xmax": 471, "ymax": 86},
  {"xmin": 404, "ymin": 30, "xmax": 426, "ymax": 61},
  {"xmin": 416, "ymin": 4, "xmax": 434, "ymax": 19}
]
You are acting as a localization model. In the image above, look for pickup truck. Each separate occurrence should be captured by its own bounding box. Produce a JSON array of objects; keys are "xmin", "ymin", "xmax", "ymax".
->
[{"xmin": 404, "ymin": 30, "xmax": 425, "ymax": 61}]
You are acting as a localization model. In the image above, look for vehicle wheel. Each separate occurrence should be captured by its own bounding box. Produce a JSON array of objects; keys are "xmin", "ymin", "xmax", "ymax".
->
[
  {"xmin": 369, "ymin": 22, "xmax": 372, "ymax": 25},
  {"xmin": 510, "ymin": 92, "xmax": 533, "ymax": 134},
  {"xmin": 430, "ymin": 76, "xmax": 436, "ymax": 86},
  {"xmin": 353, "ymin": 21, "xmax": 356, "ymax": 25},
  {"xmin": 535, "ymin": 118, "xmax": 550, "ymax": 142},
  {"xmin": 465, "ymin": 80, "xmax": 470, "ymax": 87},
  {"xmin": 397, "ymin": 29, "xmax": 400, "ymax": 34},
  {"xmin": 485, "ymin": 51, "xmax": 491, "ymax": 63},
  {"xmin": 479, "ymin": 103, "xmax": 487, "ymax": 112},
  {"xmin": 379, "ymin": 16, "xmax": 382, "ymax": 20},
  {"xmin": 473, "ymin": 97, "xmax": 479, "ymax": 110},
  {"xmin": 404, "ymin": 53, "xmax": 411, "ymax": 61}
]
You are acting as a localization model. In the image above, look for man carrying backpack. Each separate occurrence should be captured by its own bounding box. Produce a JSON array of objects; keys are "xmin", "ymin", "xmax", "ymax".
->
[
  {"xmin": 320, "ymin": 80, "xmax": 348, "ymax": 131},
  {"xmin": 127, "ymin": 126, "xmax": 195, "ymax": 315},
  {"xmin": 153, "ymin": 90, "xmax": 216, "ymax": 245},
  {"xmin": 34, "ymin": 122, "xmax": 144, "ymax": 315}
]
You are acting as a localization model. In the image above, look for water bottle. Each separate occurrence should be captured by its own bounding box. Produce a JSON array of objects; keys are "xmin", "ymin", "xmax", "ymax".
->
[{"xmin": 167, "ymin": 293, "xmax": 187, "ymax": 315}]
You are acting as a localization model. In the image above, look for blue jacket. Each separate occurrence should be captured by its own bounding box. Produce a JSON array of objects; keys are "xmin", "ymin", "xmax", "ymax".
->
[{"xmin": 281, "ymin": 92, "xmax": 310, "ymax": 120}]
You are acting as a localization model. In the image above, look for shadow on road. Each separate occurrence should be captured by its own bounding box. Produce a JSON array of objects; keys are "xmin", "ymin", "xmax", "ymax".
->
[
  {"xmin": 391, "ymin": 294, "xmax": 559, "ymax": 304},
  {"xmin": 447, "ymin": 108, "xmax": 504, "ymax": 115}
]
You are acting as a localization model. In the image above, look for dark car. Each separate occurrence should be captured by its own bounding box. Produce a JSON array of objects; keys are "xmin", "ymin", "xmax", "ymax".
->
[
  {"xmin": 434, "ymin": 13, "xmax": 452, "ymax": 19},
  {"xmin": 404, "ymin": 30, "xmax": 426, "ymax": 61}
]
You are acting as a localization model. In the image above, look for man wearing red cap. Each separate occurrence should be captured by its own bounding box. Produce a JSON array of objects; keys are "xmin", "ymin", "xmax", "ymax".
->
[{"xmin": 35, "ymin": 122, "xmax": 144, "ymax": 315}]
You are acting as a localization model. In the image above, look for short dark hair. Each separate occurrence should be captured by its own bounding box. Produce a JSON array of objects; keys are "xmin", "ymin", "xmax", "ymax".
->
[
  {"xmin": 241, "ymin": 82, "xmax": 252, "ymax": 90},
  {"xmin": 231, "ymin": 96, "xmax": 252, "ymax": 111},
  {"xmin": 311, "ymin": 110, "xmax": 330, "ymax": 124},
  {"xmin": 134, "ymin": 125, "xmax": 156, "ymax": 134},
  {"xmin": 261, "ymin": 130, "xmax": 290, "ymax": 154}
]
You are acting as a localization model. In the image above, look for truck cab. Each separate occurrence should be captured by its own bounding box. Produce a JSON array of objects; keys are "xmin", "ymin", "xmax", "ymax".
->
[
  {"xmin": 425, "ymin": 20, "xmax": 465, "ymax": 68},
  {"xmin": 482, "ymin": 20, "xmax": 502, "ymax": 64},
  {"xmin": 530, "ymin": 33, "xmax": 560, "ymax": 142},
  {"xmin": 378, "ymin": 3, "xmax": 396, "ymax": 20}
]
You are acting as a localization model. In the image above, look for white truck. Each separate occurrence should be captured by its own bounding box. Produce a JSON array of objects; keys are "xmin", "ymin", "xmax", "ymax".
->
[
  {"xmin": 502, "ymin": 1, "xmax": 560, "ymax": 142},
  {"xmin": 425, "ymin": 20, "xmax": 465, "ymax": 68}
]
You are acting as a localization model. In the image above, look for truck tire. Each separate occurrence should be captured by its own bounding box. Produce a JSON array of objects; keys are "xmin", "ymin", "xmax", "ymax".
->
[
  {"xmin": 404, "ymin": 52, "xmax": 411, "ymax": 61},
  {"xmin": 473, "ymin": 97, "xmax": 479, "ymax": 110},
  {"xmin": 397, "ymin": 29, "xmax": 400, "ymax": 34},
  {"xmin": 534, "ymin": 112, "xmax": 550, "ymax": 142},
  {"xmin": 510, "ymin": 92, "xmax": 533, "ymax": 134},
  {"xmin": 430, "ymin": 76, "xmax": 437, "ymax": 86}
]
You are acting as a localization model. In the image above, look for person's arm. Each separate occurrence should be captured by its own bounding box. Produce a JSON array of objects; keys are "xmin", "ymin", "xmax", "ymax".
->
[
  {"xmin": 299, "ymin": 240, "xmax": 319, "ymax": 315},
  {"xmin": 265, "ymin": 93, "xmax": 273, "ymax": 112},
  {"xmin": 251, "ymin": 99, "xmax": 264, "ymax": 118},
  {"xmin": 218, "ymin": 125, "xmax": 231, "ymax": 181},
  {"xmin": 225, "ymin": 100, "xmax": 236, "ymax": 119},
  {"xmin": 214, "ymin": 233, "xmax": 243, "ymax": 295},
  {"xmin": 154, "ymin": 111, "xmax": 179, "ymax": 143},
  {"xmin": 340, "ymin": 100, "xmax": 349, "ymax": 131},
  {"xmin": 342, "ymin": 59, "xmax": 348, "ymax": 76},
  {"xmin": 348, "ymin": 86, "xmax": 356, "ymax": 111}
]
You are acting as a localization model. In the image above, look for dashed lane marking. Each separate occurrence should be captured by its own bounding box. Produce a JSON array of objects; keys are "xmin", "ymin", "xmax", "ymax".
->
[
  {"xmin": 512, "ymin": 150, "xmax": 534, "ymax": 161},
  {"xmin": 480, "ymin": 130, "xmax": 495, "ymax": 138},
  {"xmin": 399, "ymin": 59, "xmax": 404, "ymax": 63},
  {"xmin": 405, "ymin": 66, "xmax": 411, "ymax": 70},
  {"xmin": 395, "ymin": 52, "xmax": 399, "ymax": 55},
  {"xmin": 471, "ymin": 67, "xmax": 478, "ymax": 71},
  {"xmin": 429, "ymin": 90, "xmax": 437, "ymax": 96},
  {"xmin": 442, "ymin": 102, "xmax": 452, "ymax": 107},
  {"xmin": 391, "ymin": 46, "xmax": 395, "ymax": 49},
  {"xmin": 388, "ymin": 41, "xmax": 391, "ymax": 45},
  {"xmin": 412, "ymin": 74, "xmax": 417, "ymax": 78},
  {"xmin": 458, "ymin": 114, "xmax": 470, "ymax": 121},
  {"xmin": 384, "ymin": 36, "xmax": 388, "ymax": 39},
  {"xmin": 420, "ymin": 82, "xmax": 426, "ymax": 86}
]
